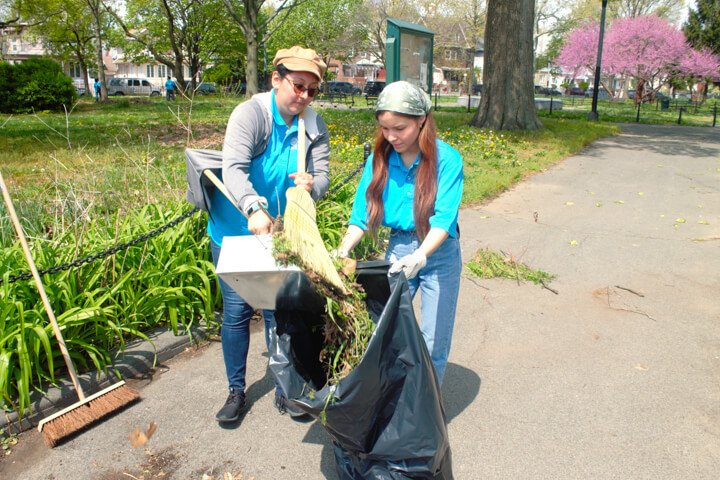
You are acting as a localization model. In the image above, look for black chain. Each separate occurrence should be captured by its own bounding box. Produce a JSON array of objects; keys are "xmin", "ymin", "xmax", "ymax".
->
[
  {"xmin": 327, "ymin": 142, "xmax": 371, "ymax": 196},
  {"xmin": 327, "ymin": 161, "xmax": 366, "ymax": 196},
  {"xmin": 4, "ymin": 144, "xmax": 372, "ymax": 286},
  {"xmin": 2, "ymin": 206, "xmax": 200, "ymax": 286}
]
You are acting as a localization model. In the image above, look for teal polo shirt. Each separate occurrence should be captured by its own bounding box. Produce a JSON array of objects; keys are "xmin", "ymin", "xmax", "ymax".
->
[
  {"xmin": 349, "ymin": 139, "xmax": 463, "ymax": 237},
  {"xmin": 208, "ymin": 91, "xmax": 299, "ymax": 245}
]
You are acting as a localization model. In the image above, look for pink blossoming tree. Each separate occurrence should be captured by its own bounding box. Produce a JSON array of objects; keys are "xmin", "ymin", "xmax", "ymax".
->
[{"xmin": 556, "ymin": 15, "xmax": 720, "ymax": 104}]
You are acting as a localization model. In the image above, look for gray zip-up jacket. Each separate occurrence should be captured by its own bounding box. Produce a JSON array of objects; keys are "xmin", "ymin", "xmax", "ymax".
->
[{"xmin": 222, "ymin": 91, "xmax": 330, "ymax": 214}]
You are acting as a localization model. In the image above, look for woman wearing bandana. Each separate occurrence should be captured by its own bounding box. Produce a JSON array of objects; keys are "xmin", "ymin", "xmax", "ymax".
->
[{"xmin": 337, "ymin": 81, "xmax": 463, "ymax": 384}]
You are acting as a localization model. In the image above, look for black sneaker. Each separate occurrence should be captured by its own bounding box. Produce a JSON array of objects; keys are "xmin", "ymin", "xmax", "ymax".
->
[
  {"xmin": 215, "ymin": 389, "xmax": 246, "ymax": 422},
  {"xmin": 274, "ymin": 393, "xmax": 309, "ymax": 418}
]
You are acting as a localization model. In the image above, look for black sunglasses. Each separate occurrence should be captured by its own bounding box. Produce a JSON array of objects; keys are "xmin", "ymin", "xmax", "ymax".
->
[{"xmin": 284, "ymin": 77, "xmax": 320, "ymax": 97}]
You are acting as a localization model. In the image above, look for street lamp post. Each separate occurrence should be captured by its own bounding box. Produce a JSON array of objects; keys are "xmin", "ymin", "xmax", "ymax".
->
[{"xmin": 588, "ymin": 0, "xmax": 608, "ymax": 121}]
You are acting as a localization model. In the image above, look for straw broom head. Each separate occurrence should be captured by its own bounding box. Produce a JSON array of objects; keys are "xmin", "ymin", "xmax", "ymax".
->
[{"xmin": 284, "ymin": 187, "xmax": 348, "ymax": 294}]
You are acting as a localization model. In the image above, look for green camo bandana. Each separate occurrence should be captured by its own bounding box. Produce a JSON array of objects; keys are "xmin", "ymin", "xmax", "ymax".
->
[{"xmin": 375, "ymin": 81, "xmax": 431, "ymax": 116}]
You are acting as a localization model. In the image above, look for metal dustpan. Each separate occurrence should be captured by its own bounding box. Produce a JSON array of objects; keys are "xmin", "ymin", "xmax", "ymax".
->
[{"xmin": 216, "ymin": 235, "xmax": 301, "ymax": 310}]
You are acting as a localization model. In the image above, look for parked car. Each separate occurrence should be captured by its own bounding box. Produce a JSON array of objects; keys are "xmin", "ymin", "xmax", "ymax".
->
[
  {"xmin": 107, "ymin": 78, "xmax": 161, "ymax": 96},
  {"xmin": 196, "ymin": 82, "xmax": 217, "ymax": 95},
  {"xmin": 472, "ymin": 84, "xmax": 483, "ymax": 95},
  {"xmin": 326, "ymin": 81, "xmax": 361, "ymax": 95},
  {"xmin": 584, "ymin": 88, "xmax": 610, "ymax": 99},
  {"xmin": 363, "ymin": 81, "xmax": 386, "ymax": 95},
  {"xmin": 566, "ymin": 87, "xmax": 585, "ymax": 96},
  {"xmin": 536, "ymin": 86, "xmax": 562, "ymax": 96}
]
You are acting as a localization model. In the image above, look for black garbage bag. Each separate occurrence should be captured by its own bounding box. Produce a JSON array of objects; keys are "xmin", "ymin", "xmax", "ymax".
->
[{"xmin": 269, "ymin": 261, "xmax": 453, "ymax": 479}]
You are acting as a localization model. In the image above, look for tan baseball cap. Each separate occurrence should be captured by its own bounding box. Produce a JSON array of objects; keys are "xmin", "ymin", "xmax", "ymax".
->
[{"xmin": 273, "ymin": 46, "xmax": 327, "ymax": 81}]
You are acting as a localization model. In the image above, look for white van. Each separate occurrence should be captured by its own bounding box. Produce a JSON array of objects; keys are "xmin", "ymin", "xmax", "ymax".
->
[{"xmin": 107, "ymin": 78, "xmax": 162, "ymax": 97}]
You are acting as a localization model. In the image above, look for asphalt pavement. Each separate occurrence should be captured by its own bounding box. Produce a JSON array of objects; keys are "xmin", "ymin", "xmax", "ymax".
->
[{"xmin": 1, "ymin": 123, "xmax": 719, "ymax": 479}]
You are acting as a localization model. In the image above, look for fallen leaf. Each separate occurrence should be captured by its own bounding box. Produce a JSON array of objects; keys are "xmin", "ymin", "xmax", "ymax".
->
[
  {"xmin": 565, "ymin": 201, "xmax": 574, "ymax": 206},
  {"xmin": 698, "ymin": 221, "xmax": 709, "ymax": 225},
  {"xmin": 614, "ymin": 200, "xmax": 624, "ymax": 204},
  {"xmin": 202, "ymin": 475, "xmax": 215, "ymax": 480},
  {"xmin": 635, "ymin": 364, "xmax": 649, "ymax": 371},
  {"xmin": 569, "ymin": 240, "xmax": 578, "ymax": 246},
  {"xmin": 480, "ymin": 215, "xmax": 490, "ymax": 219},
  {"xmin": 657, "ymin": 165, "xmax": 663, "ymax": 168},
  {"xmin": 588, "ymin": 191, "xmax": 597, "ymax": 195},
  {"xmin": 675, "ymin": 218, "xmax": 686, "ymax": 223},
  {"xmin": 130, "ymin": 422, "xmax": 158, "ymax": 448},
  {"xmin": 596, "ymin": 203, "xmax": 602, "ymax": 207},
  {"xmin": 637, "ymin": 192, "xmax": 644, "ymax": 196},
  {"xmin": 697, "ymin": 205, "xmax": 702, "ymax": 208}
]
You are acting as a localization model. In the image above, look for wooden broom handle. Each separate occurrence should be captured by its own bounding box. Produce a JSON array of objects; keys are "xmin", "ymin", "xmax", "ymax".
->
[
  {"xmin": 0, "ymin": 170, "xmax": 85, "ymax": 399},
  {"xmin": 297, "ymin": 111, "xmax": 306, "ymax": 174}
]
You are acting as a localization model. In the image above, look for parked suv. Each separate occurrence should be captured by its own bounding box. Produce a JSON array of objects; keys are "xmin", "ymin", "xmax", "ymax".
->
[
  {"xmin": 363, "ymin": 81, "xmax": 386, "ymax": 95},
  {"xmin": 326, "ymin": 81, "xmax": 361, "ymax": 95},
  {"xmin": 107, "ymin": 78, "xmax": 162, "ymax": 96},
  {"xmin": 195, "ymin": 82, "xmax": 217, "ymax": 95}
]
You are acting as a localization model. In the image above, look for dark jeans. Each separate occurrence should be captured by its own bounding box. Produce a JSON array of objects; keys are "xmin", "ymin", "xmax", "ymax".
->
[{"xmin": 211, "ymin": 239, "xmax": 276, "ymax": 394}]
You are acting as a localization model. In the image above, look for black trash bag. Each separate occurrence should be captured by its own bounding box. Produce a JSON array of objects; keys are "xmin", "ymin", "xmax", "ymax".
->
[{"xmin": 269, "ymin": 261, "xmax": 453, "ymax": 479}]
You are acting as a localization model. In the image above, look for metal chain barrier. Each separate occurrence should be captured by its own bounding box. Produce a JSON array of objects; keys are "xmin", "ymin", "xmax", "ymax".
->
[
  {"xmin": 3, "ymin": 143, "xmax": 372, "ymax": 286},
  {"xmin": 327, "ymin": 142, "xmax": 371, "ymax": 196},
  {"xmin": 2, "ymin": 206, "xmax": 200, "ymax": 286}
]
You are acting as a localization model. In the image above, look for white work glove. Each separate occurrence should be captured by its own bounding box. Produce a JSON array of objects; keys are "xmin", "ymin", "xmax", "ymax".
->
[
  {"xmin": 330, "ymin": 248, "xmax": 349, "ymax": 259},
  {"xmin": 388, "ymin": 250, "xmax": 427, "ymax": 279}
]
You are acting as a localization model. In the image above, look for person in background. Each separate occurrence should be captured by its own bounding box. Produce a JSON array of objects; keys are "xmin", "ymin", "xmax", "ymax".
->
[
  {"xmin": 336, "ymin": 80, "xmax": 463, "ymax": 384},
  {"xmin": 94, "ymin": 78, "xmax": 101, "ymax": 103},
  {"xmin": 165, "ymin": 76, "xmax": 176, "ymax": 101},
  {"xmin": 210, "ymin": 46, "xmax": 329, "ymax": 423}
]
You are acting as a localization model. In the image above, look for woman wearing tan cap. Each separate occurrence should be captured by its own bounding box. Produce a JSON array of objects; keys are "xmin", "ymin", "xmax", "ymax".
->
[{"xmin": 209, "ymin": 46, "xmax": 330, "ymax": 423}]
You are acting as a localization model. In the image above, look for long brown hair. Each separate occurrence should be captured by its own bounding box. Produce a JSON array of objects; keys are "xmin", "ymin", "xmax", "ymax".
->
[{"xmin": 365, "ymin": 111, "xmax": 438, "ymax": 240}]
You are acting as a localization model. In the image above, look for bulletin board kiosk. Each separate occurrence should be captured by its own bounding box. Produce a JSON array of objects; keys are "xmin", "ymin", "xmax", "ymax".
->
[{"xmin": 385, "ymin": 18, "xmax": 435, "ymax": 94}]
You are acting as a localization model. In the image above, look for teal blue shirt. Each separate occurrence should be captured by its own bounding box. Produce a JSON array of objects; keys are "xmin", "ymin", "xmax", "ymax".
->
[
  {"xmin": 208, "ymin": 91, "xmax": 299, "ymax": 244},
  {"xmin": 349, "ymin": 139, "xmax": 463, "ymax": 237}
]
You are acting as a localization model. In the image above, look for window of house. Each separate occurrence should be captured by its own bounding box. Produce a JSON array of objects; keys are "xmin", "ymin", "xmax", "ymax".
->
[
  {"xmin": 158, "ymin": 65, "xmax": 166, "ymax": 78},
  {"xmin": 445, "ymin": 50, "xmax": 451, "ymax": 60},
  {"xmin": 147, "ymin": 65, "xmax": 154, "ymax": 77},
  {"xmin": 11, "ymin": 39, "xmax": 18, "ymax": 51},
  {"xmin": 452, "ymin": 51, "xmax": 458, "ymax": 60}
]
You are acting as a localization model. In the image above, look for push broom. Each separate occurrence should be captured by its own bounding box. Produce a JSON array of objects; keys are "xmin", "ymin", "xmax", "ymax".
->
[{"xmin": 0, "ymin": 170, "xmax": 140, "ymax": 447}]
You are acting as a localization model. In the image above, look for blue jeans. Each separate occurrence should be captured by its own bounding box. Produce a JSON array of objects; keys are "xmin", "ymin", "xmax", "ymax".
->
[
  {"xmin": 386, "ymin": 230, "xmax": 462, "ymax": 384},
  {"xmin": 211, "ymin": 240, "xmax": 277, "ymax": 394}
]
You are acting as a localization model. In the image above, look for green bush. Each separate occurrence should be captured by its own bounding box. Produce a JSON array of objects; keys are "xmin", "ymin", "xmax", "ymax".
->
[{"xmin": 0, "ymin": 58, "xmax": 76, "ymax": 113}]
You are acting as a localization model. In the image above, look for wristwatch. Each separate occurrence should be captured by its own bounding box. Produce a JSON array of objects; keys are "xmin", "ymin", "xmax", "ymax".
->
[{"xmin": 246, "ymin": 201, "xmax": 267, "ymax": 218}]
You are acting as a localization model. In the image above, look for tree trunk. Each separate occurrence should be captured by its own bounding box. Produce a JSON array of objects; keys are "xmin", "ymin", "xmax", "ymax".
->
[
  {"xmin": 469, "ymin": 0, "xmax": 542, "ymax": 131},
  {"xmin": 246, "ymin": 32, "xmax": 259, "ymax": 95},
  {"xmin": 80, "ymin": 61, "xmax": 90, "ymax": 97}
]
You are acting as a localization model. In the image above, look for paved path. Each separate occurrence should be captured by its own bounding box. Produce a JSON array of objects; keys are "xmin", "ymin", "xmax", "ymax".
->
[{"xmin": 2, "ymin": 123, "xmax": 719, "ymax": 479}]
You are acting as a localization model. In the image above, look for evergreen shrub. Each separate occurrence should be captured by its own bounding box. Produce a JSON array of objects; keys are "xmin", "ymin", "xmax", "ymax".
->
[{"xmin": 0, "ymin": 58, "xmax": 76, "ymax": 113}]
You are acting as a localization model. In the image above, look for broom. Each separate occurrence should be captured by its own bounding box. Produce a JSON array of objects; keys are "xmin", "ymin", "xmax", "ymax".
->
[
  {"xmin": 0, "ymin": 170, "xmax": 140, "ymax": 447},
  {"xmin": 283, "ymin": 113, "xmax": 348, "ymax": 294}
]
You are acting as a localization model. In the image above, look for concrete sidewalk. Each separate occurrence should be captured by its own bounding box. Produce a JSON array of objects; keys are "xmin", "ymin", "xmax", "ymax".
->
[{"xmin": 2, "ymin": 123, "xmax": 719, "ymax": 479}]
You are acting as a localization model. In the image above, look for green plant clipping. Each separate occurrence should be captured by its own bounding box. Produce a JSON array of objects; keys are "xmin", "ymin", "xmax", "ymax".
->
[
  {"xmin": 272, "ymin": 231, "xmax": 376, "ymax": 387},
  {"xmin": 466, "ymin": 248, "xmax": 555, "ymax": 286}
]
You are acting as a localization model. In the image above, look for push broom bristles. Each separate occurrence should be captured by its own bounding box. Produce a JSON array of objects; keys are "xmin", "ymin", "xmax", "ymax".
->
[{"xmin": 38, "ymin": 381, "xmax": 140, "ymax": 447}]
